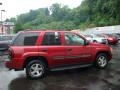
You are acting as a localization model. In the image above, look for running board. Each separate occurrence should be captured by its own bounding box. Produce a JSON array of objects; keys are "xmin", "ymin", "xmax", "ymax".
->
[{"xmin": 50, "ymin": 64, "xmax": 92, "ymax": 71}]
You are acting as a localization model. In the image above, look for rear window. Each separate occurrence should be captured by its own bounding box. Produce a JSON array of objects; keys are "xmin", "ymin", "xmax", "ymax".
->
[{"xmin": 13, "ymin": 32, "xmax": 40, "ymax": 46}]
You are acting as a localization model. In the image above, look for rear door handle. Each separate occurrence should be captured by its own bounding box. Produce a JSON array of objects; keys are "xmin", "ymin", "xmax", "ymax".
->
[{"xmin": 67, "ymin": 48, "xmax": 72, "ymax": 51}]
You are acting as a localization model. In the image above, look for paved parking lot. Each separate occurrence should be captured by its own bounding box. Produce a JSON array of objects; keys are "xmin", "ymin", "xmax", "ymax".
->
[{"xmin": 0, "ymin": 45, "xmax": 120, "ymax": 90}]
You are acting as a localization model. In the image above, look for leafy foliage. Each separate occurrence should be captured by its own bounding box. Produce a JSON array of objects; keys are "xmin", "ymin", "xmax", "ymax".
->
[
  {"xmin": 6, "ymin": 0, "xmax": 120, "ymax": 33},
  {"xmin": 14, "ymin": 23, "xmax": 24, "ymax": 33}
]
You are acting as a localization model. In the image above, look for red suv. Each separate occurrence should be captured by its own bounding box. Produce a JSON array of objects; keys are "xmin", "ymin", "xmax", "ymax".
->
[{"xmin": 5, "ymin": 30, "xmax": 112, "ymax": 79}]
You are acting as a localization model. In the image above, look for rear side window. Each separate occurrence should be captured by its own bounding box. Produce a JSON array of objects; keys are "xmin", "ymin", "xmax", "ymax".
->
[
  {"xmin": 13, "ymin": 32, "xmax": 39, "ymax": 46},
  {"xmin": 42, "ymin": 32, "xmax": 61, "ymax": 45}
]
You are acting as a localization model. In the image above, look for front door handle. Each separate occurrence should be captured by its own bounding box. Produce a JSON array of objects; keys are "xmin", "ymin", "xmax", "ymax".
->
[{"xmin": 41, "ymin": 49, "xmax": 48, "ymax": 52}]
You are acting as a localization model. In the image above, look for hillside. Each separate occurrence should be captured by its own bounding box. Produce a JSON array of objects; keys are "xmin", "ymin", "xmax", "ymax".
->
[{"xmin": 6, "ymin": 0, "xmax": 120, "ymax": 33}]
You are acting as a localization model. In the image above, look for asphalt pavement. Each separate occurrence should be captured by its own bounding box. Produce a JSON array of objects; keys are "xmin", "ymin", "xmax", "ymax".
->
[{"xmin": 0, "ymin": 45, "xmax": 120, "ymax": 90}]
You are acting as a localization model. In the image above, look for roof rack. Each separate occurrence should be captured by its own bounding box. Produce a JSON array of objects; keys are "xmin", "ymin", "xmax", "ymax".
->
[{"xmin": 24, "ymin": 29, "xmax": 32, "ymax": 31}]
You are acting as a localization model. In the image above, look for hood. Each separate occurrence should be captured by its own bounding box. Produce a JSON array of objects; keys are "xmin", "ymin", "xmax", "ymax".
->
[{"xmin": 95, "ymin": 37, "xmax": 106, "ymax": 39}]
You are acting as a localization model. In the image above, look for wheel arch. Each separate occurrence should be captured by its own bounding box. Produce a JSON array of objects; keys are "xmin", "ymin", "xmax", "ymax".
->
[
  {"xmin": 95, "ymin": 51, "xmax": 110, "ymax": 61},
  {"xmin": 23, "ymin": 56, "xmax": 49, "ymax": 69}
]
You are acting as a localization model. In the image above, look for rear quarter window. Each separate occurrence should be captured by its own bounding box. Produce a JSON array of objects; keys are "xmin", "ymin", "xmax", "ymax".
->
[{"xmin": 13, "ymin": 32, "xmax": 40, "ymax": 46}]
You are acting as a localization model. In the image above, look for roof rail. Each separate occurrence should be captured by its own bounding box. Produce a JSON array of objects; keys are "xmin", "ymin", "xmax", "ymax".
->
[{"xmin": 24, "ymin": 29, "xmax": 32, "ymax": 31}]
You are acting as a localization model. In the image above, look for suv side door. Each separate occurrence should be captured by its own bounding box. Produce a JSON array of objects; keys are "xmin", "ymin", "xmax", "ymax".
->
[
  {"xmin": 40, "ymin": 32, "xmax": 66, "ymax": 68},
  {"xmin": 64, "ymin": 32, "xmax": 92, "ymax": 65}
]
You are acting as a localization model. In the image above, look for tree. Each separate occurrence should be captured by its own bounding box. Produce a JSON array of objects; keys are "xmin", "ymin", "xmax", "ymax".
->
[
  {"xmin": 14, "ymin": 23, "xmax": 24, "ymax": 33},
  {"xmin": 50, "ymin": 3, "xmax": 71, "ymax": 21},
  {"xmin": 8, "ymin": 1, "xmax": 120, "ymax": 33}
]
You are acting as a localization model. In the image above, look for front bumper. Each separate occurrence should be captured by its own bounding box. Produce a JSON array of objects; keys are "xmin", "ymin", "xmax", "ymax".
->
[{"xmin": 108, "ymin": 50, "xmax": 112, "ymax": 61}]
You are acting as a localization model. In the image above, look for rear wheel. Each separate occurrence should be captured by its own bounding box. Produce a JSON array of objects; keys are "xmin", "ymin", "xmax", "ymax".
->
[
  {"xmin": 26, "ymin": 60, "xmax": 47, "ymax": 79},
  {"xmin": 95, "ymin": 53, "xmax": 108, "ymax": 69}
]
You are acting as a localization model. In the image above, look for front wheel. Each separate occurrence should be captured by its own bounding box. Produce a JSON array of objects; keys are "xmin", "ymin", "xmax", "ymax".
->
[
  {"xmin": 95, "ymin": 53, "xmax": 108, "ymax": 69},
  {"xmin": 26, "ymin": 60, "xmax": 46, "ymax": 79}
]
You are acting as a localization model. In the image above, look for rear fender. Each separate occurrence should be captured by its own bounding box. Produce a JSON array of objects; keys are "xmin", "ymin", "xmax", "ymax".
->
[{"xmin": 22, "ymin": 52, "xmax": 50, "ymax": 64}]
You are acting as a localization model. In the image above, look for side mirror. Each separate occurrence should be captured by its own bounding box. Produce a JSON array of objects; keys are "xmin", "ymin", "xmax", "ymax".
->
[{"xmin": 85, "ymin": 40, "xmax": 89, "ymax": 45}]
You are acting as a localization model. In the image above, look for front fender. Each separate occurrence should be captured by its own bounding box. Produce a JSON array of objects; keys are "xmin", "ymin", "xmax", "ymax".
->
[{"xmin": 94, "ymin": 47, "xmax": 112, "ymax": 61}]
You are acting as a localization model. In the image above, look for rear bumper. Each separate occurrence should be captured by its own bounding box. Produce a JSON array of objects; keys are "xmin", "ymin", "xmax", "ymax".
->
[{"xmin": 5, "ymin": 58, "xmax": 24, "ymax": 70}]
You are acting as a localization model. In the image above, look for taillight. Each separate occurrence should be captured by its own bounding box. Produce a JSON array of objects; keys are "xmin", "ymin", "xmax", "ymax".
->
[{"xmin": 8, "ymin": 48, "xmax": 14, "ymax": 59}]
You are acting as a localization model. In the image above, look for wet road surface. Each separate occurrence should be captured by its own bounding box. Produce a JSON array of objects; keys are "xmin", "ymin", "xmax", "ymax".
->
[{"xmin": 0, "ymin": 45, "xmax": 120, "ymax": 90}]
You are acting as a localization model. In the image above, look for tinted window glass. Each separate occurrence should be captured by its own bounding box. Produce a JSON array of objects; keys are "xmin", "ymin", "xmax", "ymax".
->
[
  {"xmin": 65, "ymin": 32, "xmax": 84, "ymax": 45},
  {"xmin": 42, "ymin": 32, "xmax": 61, "ymax": 45},
  {"xmin": 13, "ymin": 32, "xmax": 39, "ymax": 46}
]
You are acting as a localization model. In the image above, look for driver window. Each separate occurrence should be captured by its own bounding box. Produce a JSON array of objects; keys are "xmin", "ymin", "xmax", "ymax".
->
[{"xmin": 65, "ymin": 32, "xmax": 85, "ymax": 45}]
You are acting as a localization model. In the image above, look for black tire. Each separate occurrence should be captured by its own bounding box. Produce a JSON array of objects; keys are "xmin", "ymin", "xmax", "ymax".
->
[
  {"xmin": 26, "ymin": 60, "xmax": 47, "ymax": 79},
  {"xmin": 95, "ymin": 53, "xmax": 108, "ymax": 69}
]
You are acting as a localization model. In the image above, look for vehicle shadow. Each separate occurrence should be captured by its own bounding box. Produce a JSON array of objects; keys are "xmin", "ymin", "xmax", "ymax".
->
[{"xmin": 8, "ymin": 65, "xmax": 119, "ymax": 90}]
